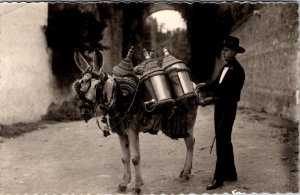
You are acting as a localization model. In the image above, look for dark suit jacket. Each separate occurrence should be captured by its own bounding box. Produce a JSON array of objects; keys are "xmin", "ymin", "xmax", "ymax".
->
[{"xmin": 203, "ymin": 59, "xmax": 245, "ymax": 103}]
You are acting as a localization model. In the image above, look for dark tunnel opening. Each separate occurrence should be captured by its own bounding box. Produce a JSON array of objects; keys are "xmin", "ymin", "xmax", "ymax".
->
[
  {"xmin": 45, "ymin": 4, "xmax": 107, "ymax": 91},
  {"xmin": 184, "ymin": 4, "xmax": 233, "ymax": 83}
]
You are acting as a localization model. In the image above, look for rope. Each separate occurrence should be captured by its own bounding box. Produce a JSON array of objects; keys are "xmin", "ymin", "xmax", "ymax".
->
[
  {"xmin": 96, "ymin": 117, "xmax": 110, "ymax": 137},
  {"xmin": 90, "ymin": 101, "xmax": 110, "ymax": 137}
]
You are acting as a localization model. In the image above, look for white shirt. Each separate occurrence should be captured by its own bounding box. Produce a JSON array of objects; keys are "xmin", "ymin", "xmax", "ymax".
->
[{"xmin": 219, "ymin": 67, "xmax": 229, "ymax": 84}]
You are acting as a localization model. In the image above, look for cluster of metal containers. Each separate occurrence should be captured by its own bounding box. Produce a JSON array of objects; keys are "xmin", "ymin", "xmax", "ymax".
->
[
  {"xmin": 136, "ymin": 45, "xmax": 196, "ymax": 112},
  {"xmin": 112, "ymin": 45, "xmax": 196, "ymax": 113}
]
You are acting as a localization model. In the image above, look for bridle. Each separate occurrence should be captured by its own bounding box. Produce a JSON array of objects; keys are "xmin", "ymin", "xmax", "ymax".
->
[
  {"xmin": 75, "ymin": 68, "xmax": 143, "ymax": 137},
  {"xmin": 75, "ymin": 70, "xmax": 125, "ymax": 136},
  {"xmin": 74, "ymin": 70, "xmax": 105, "ymax": 121}
]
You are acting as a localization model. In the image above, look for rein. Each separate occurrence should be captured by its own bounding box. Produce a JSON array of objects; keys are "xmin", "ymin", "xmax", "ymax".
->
[{"xmin": 95, "ymin": 115, "xmax": 111, "ymax": 137}]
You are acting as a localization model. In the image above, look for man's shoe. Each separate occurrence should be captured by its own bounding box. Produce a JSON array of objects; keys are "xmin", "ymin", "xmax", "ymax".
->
[{"xmin": 206, "ymin": 179, "xmax": 223, "ymax": 190}]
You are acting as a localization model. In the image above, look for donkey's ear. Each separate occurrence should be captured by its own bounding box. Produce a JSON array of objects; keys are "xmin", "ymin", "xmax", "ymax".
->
[
  {"xmin": 94, "ymin": 48, "xmax": 104, "ymax": 73},
  {"xmin": 74, "ymin": 49, "xmax": 92, "ymax": 73}
]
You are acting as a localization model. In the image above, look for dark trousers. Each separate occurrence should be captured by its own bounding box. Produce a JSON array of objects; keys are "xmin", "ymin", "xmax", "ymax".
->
[{"xmin": 213, "ymin": 100, "xmax": 238, "ymax": 182}]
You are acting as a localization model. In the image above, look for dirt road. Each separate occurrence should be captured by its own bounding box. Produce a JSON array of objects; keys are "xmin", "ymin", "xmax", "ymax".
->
[{"xmin": 0, "ymin": 106, "xmax": 298, "ymax": 194}]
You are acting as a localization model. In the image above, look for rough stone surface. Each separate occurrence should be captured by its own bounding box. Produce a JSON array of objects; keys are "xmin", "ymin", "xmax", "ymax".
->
[
  {"xmin": 100, "ymin": 5, "xmax": 123, "ymax": 72},
  {"xmin": 232, "ymin": 3, "xmax": 298, "ymax": 122}
]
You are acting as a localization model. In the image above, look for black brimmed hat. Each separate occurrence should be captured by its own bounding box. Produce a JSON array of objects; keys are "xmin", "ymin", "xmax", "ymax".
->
[{"xmin": 222, "ymin": 36, "xmax": 245, "ymax": 53}]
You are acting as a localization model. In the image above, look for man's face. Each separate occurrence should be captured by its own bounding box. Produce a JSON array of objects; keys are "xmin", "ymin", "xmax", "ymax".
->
[{"xmin": 222, "ymin": 46, "xmax": 237, "ymax": 63}]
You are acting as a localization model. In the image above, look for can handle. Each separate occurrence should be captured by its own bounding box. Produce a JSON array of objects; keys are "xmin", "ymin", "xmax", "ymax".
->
[{"xmin": 144, "ymin": 99, "xmax": 157, "ymax": 112}]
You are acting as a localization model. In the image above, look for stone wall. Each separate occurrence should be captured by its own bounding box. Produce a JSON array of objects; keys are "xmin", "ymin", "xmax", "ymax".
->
[
  {"xmin": 231, "ymin": 3, "xmax": 299, "ymax": 122},
  {"xmin": 100, "ymin": 5, "xmax": 123, "ymax": 72},
  {"xmin": 0, "ymin": 3, "xmax": 53, "ymax": 125}
]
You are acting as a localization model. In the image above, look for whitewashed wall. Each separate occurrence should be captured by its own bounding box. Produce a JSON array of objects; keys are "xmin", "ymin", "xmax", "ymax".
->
[{"xmin": 0, "ymin": 3, "xmax": 53, "ymax": 125}]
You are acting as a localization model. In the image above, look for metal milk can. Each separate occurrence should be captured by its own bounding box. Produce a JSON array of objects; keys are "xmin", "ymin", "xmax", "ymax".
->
[
  {"xmin": 140, "ymin": 49, "xmax": 175, "ymax": 112},
  {"xmin": 161, "ymin": 44, "xmax": 196, "ymax": 102}
]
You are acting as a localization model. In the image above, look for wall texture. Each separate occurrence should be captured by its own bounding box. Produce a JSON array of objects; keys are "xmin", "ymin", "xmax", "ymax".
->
[
  {"xmin": 0, "ymin": 3, "xmax": 53, "ymax": 125},
  {"xmin": 231, "ymin": 3, "xmax": 299, "ymax": 122},
  {"xmin": 100, "ymin": 5, "xmax": 123, "ymax": 72}
]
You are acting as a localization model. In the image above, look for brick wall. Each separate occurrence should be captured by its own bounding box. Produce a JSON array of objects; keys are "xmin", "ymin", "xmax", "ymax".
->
[{"xmin": 231, "ymin": 3, "xmax": 299, "ymax": 122}]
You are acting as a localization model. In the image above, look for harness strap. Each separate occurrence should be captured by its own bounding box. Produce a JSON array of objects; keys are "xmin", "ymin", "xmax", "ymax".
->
[
  {"xmin": 95, "ymin": 78, "xmax": 141, "ymax": 136},
  {"xmin": 107, "ymin": 79, "xmax": 141, "ymax": 130}
]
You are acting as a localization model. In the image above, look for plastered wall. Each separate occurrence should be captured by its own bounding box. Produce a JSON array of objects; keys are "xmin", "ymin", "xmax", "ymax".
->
[{"xmin": 0, "ymin": 3, "xmax": 53, "ymax": 125}]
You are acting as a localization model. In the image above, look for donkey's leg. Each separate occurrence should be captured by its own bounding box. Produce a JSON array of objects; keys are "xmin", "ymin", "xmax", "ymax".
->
[
  {"xmin": 180, "ymin": 106, "xmax": 197, "ymax": 181},
  {"xmin": 180, "ymin": 134, "xmax": 195, "ymax": 180},
  {"xmin": 127, "ymin": 127, "xmax": 143, "ymax": 193},
  {"xmin": 118, "ymin": 134, "xmax": 131, "ymax": 192}
]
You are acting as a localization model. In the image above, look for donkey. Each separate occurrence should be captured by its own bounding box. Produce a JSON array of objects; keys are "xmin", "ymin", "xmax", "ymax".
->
[{"xmin": 73, "ymin": 47, "xmax": 198, "ymax": 193}]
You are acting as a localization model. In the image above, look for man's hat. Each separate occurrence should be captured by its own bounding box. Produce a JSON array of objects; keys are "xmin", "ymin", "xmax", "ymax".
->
[{"xmin": 222, "ymin": 36, "xmax": 245, "ymax": 53}]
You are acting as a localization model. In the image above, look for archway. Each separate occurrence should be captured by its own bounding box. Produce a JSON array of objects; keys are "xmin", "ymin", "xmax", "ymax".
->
[
  {"xmin": 142, "ymin": 10, "xmax": 190, "ymax": 63},
  {"xmin": 121, "ymin": 3, "xmax": 231, "ymax": 83}
]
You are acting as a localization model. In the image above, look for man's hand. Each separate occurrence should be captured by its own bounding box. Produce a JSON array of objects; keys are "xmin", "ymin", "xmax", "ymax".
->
[
  {"xmin": 195, "ymin": 82, "xmax": 206, "ymax": 93},
  {"xmin": 199, "ymin": 97, "xmax": 214, "ymax": 107}
]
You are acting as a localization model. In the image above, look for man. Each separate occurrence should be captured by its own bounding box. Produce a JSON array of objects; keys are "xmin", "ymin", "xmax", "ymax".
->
[{"xmin": 198, "ymin": 36, "xmax": 245, "ymax": 190}]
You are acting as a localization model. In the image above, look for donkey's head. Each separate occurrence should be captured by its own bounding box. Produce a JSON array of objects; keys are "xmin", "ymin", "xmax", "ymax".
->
[{"xmin": 73, "ymin": 48, "xmax": 117, "ymax": 122}]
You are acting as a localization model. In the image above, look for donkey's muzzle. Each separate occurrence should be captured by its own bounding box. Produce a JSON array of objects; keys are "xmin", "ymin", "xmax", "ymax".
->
[{"xmin": 79, "ymin": 101, "xmax": 94, "ymax": 122}]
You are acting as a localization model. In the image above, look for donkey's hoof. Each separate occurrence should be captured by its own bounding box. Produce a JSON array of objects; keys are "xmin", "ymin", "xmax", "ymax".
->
[
  {"xmin": 182, "ymin": 175, "xmax": 190, "ymax": 181},
  {"xmin": 118, "ymin": 185, "xmax": 127, "ymax": 192},
  {"xmin": 180, "ymin": 172, "xmax": 190, "ymax": 181},
  {"xmin": 134, "ymin": 187, "xmax": 141, "ymax": 194},
  {"xmin": 179, "ymin": 170, "xmax": 184, "ymax": 178}
]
